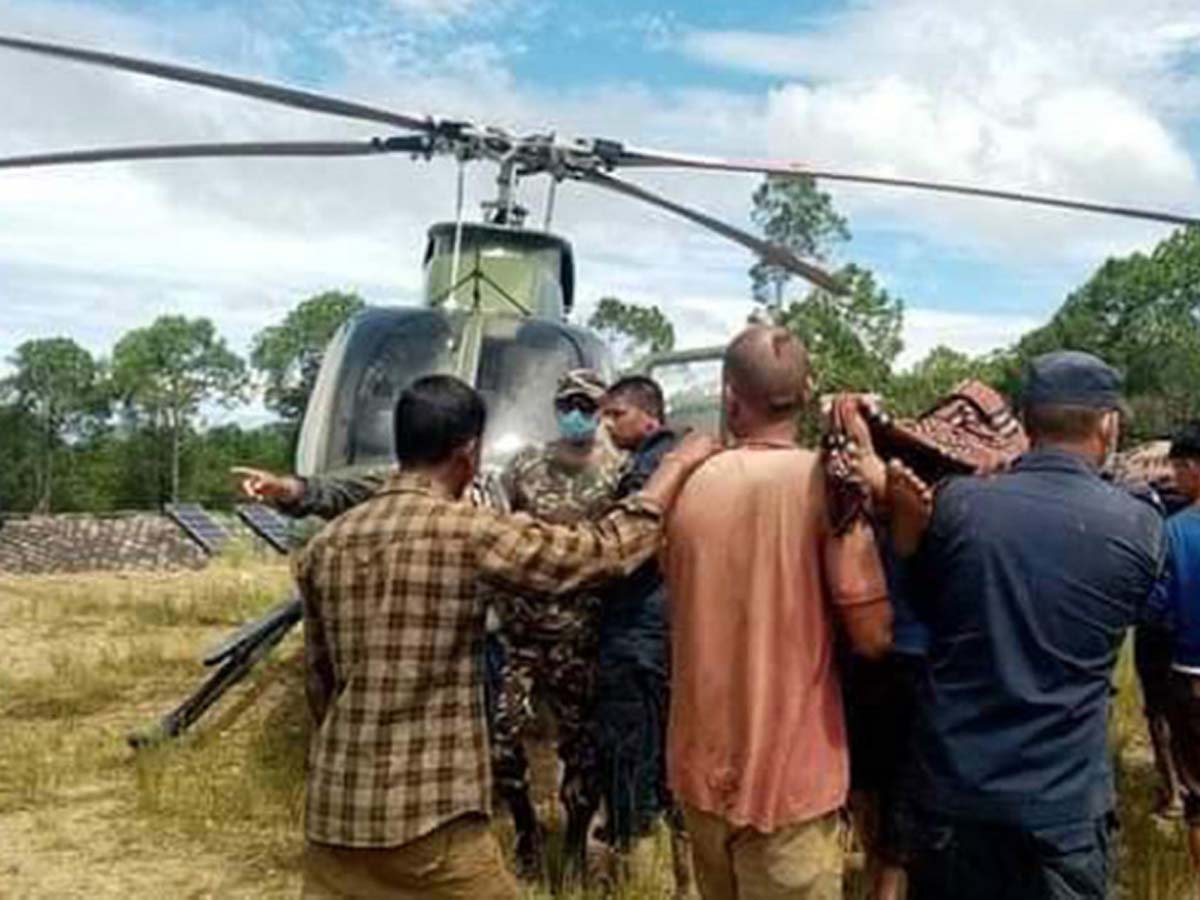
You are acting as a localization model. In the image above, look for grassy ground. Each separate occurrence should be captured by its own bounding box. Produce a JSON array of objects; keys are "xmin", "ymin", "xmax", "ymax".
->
[{"xmin": 0, "ymin": 561, "xmax": 1193, "ymax": 898}]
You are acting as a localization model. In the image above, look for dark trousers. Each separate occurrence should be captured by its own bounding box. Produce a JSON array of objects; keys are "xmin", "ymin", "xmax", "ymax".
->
[
  {"xmin": 908, "ymin": 814, "xmax": 1112, "ymax": 900},
  {"xmin": 591, "ymin": 661, "xmax": 670, "ymax": 847}
]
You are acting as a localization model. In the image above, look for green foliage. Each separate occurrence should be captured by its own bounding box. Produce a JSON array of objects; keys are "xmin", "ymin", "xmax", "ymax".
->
[
  {"xmin": 111, "ymin": 315, "xmax": 248, "ymax": 504},
  {"xmin": 586, "ymin": 296, "xmax": 676, "ymax": 368},
  {"xmin": 183, "ymin": 422, "xmax": 292, "ymax": 509},
  {"xmin": 888, "ymin": 346, "xmax": 1019, "ymax": 418},
  {"xmin": 776, "ymin": 264, "xmax": 904, "ymax": 396},
  {"xmin": 749, "ymin": 175, "xmax": 849, "ymax": 306},
  {"xmin": 1015, "ymin": 225, "xmax": 1200, "ymax": 439},
  {"xmin": 0, "ymin": 402, "xmax": 40, "ymax": 511},
  {"xmin": 251, "ymin": 291, "xmax": 365, "ymax": 422},
  {"xmin": 2, "ymin": 337, "xmax": 104, "ymax": 511}
]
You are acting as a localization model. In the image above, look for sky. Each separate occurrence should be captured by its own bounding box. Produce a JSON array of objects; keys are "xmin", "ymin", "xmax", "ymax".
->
[{"xmin": 2, "ymin": 0, "xmax": 1199, "ymax": 424}]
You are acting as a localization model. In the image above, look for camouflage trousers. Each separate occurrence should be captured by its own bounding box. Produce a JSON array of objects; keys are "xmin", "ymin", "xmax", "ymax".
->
[{"xmin": 490, "ymin": 628, "xmax": 598, "ymax": 807}]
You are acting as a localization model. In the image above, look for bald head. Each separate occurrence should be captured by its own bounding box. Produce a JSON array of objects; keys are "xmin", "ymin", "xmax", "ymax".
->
[{"xmin": 723, "ymin": 325, "xmax": 811, "ymax": 425}]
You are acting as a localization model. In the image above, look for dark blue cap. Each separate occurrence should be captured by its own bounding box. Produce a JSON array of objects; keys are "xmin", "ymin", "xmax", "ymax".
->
[{"xmin": 1023, "ymin": 350, "xmax": 1124, "ymax": 410}]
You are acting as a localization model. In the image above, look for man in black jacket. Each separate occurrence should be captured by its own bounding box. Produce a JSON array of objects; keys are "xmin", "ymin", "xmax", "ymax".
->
[{"xmin": 595, "ymin": 375, "xmax": 691, "ymax": 893}]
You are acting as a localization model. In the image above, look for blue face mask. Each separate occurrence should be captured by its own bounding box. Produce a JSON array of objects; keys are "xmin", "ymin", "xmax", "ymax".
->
[{"xmin": 557, "ymin": 409, "xmax": 598, "ymax": 442}]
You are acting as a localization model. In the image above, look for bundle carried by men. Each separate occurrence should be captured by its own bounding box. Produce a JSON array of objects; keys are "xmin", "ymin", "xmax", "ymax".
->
[
  {"xmin": 1109, "ymin": 440, "xmax": 1173, "ymax": 490},
  {"xmin": 824, "ymin": 380, "xmax": 1029, "ymax": 534}
]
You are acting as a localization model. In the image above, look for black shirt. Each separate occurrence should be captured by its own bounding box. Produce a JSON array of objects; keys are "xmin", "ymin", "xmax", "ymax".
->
[{"xmin": 911, "ymin": 448, "xmax": 1165, "ymax": 827}]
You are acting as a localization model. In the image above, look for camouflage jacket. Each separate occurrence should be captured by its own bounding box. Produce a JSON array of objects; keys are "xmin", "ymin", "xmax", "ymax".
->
[
  {"xmin": 494, "ymin": 439, "xmax": 625, "ymax": 640},
  {"xmin": 276, "ymin": 466, "xmax": 391, "ymax": 521}
]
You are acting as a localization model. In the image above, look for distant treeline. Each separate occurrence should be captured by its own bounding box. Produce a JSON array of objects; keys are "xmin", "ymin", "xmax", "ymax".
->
[{"xmin": 5, "ymin": 185, "xmax": 1199, "ymax": 514}]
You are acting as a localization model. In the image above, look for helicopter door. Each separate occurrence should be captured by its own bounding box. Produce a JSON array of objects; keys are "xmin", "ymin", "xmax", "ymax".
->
[{"xmin": 637, "ymin": 346, "xmax": 726, "ymax": 438}]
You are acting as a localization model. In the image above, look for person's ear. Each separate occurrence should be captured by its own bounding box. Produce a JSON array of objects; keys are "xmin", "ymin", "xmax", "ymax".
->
[{"xmin": 1102, "ymin": 411, "xmax": 1121, "ymax": 448}]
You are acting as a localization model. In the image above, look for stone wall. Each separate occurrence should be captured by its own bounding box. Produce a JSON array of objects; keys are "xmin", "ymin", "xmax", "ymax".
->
[{"xmin": 0, "ymin": 512, "xmax": 276, "ymax": 575}]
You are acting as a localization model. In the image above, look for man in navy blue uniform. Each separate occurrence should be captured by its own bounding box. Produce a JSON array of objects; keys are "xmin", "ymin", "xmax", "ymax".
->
[
  {"xmin": 888, "ymin": 350, "xmax": 1166, "ymax": 900},
  {"xmin": 593, "ymin": 375, "xmax": 691, "ymax": 893}
]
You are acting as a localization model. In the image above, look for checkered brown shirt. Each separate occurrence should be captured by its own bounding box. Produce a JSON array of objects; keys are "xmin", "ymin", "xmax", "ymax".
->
[{"xmin": 295, "ymin": 470, "xmax": 662, "ymax": 848}]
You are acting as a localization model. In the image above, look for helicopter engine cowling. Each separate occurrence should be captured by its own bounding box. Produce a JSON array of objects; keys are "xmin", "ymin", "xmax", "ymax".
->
[{"xmin": 423, "ymin": 222, "xmax": 575, "ymax": 320}]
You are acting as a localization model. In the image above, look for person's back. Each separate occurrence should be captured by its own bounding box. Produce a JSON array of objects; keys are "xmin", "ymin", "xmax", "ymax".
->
[
  {"xmin": 661, "ymin": 325, "xmax": 890, "ymax": 900},
  {"xmin": 913, "ymin": 454, "xmax": 1163, "ymax": 823},
  {"xmin": 890, "ymin": 350, "xmax": 1167, "ymax": 900},
  {"xmin": 667, "ymin": 443, "xmax": 881, "ymax": 828},
  {"xmin": 1163, "ymin": 505, "xmax": 1200, "ymax": 666}
]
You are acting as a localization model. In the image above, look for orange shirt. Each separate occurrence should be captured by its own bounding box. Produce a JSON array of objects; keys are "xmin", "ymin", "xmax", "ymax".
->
[{"xmin": 663, "ymin": 441, "xmax": 888, "ymax": 832}]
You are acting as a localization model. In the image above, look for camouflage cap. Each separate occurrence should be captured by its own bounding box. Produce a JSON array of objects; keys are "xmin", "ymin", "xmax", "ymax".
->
[{"xmin": 555, "ymin": 368, "xmax": 607, "ymax": 403}]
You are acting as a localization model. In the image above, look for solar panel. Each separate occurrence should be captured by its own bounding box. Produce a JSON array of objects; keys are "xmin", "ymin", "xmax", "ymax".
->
[
  {"xmin": 236, "ymin": 503, "xmax": 294, "ymax": 555},
  {"xmin": 165, "ymin": 503, "xmax": 229, "ymax": 555}
]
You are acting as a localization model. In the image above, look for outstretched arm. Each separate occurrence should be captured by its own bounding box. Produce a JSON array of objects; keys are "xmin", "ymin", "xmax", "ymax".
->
[
  {"xmin": 476, "ymin": 433, "xmax": 720, "ymax": 597},
  {"xmin": 232, "ymin": 465, "xmax": 389, "ymax": 520}
]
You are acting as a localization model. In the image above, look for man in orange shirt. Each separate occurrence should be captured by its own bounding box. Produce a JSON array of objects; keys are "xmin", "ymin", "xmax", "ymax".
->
[{"xmin": 663, "ymin": 325, "xmax": 893, "ymax": 900}]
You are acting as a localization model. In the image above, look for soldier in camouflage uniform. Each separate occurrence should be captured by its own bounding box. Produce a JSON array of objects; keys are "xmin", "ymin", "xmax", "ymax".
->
[{"xmin": 489, "ymin": 368, "xmax": 625, "ymax": 880}]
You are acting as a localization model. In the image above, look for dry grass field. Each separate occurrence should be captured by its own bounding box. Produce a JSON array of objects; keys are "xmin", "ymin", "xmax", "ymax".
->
[{"xmin": 0, "ymin": 559, "xmax": 1194, "ymax": 898}]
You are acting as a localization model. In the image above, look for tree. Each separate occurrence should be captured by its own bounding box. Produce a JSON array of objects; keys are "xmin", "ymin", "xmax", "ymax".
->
[
  {"xmin": 887, "ymin": 345, "xmax": 1018, "ymax": 418},
  {"xmin": 765, "ymin": 265, "xmax": 904, "ymax": 443},
  {"xmin": 3, "ymin": 337, "xmax": 103, "ymax": 511},
  {"xmin": 251, "ymin": 291, "xmax": 365, "ymax": 422},
  {"xmin": 0, "ymin": 401, "xmax": 40, "ymax": 512},
  {"xmin": 750, "ymin": 175, "xmax": 849, "ymax": 306},
  {"xmin": 1016, "ymin": 225, "xmax": 1200, "ymax": 439},
  {"xmin": 586, "ymin": 296, "xmax": 676, "ymax": 368},
  {"xmin": 776, "ymin": 264, "xmax": 904, "ymax": 394},
  {"xmin": 112, "ymin": 315, "xmax": 247, "ymax": 504}
]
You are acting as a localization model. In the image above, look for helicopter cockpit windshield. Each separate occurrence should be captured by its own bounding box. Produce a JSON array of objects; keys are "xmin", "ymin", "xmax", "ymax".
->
[
  {"xmin": 294, "ymin": 307, "xmax": 608, "ymax": 477},
  {"xmin": 476, "ymin": 316, "xmax": 595, "ymax": 465}
]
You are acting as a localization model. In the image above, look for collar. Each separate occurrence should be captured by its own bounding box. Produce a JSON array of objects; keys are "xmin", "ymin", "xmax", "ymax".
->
[
  {"xmin": 379, "ymin": 470, "xmax": 441, "ymax": 497},
  {"xmin": 1012, "ymin": 447, "xmax": 1102, "ymax": 477},
  {"xmin": 636, "ymin": 427, "xmax": 676, "ymax": 455}
]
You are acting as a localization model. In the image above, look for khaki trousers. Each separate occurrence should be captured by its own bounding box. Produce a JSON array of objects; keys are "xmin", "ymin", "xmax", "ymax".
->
[
  {"xmin": 302, "ymin": 814, "xmax": 519, "ymax": 900},
  {"xmin": 683, "ymin": 805, "xmax": 843, "ymax": 900}
]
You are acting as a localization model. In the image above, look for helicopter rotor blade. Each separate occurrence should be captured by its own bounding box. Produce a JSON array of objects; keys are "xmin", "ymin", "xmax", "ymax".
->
[
  {"xmin": 0, "ymin": 34, "xmax": 437, "ymax": 134},
  {"xmin": 607, "ymin": 145, "xmax": 1200, "ymax": 228},
  {"xmin": 578, "ymin": 169, "xmax": 844, "ymax": 294},
  {"xmin": 0, "ymin": 137, "xmax": 432, "ymax": 171}
]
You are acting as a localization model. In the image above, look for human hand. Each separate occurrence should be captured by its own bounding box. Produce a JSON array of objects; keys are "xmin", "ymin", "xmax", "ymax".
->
[
  {"xmin": 887, "ymin": 460, "xmax": 934, "ymax": 558},
  {"xmin": 230, "ymin": 466, "xmax": 304, "ymax": 504},
  {"xmin": 664, "ymin": 431, "xmax": 723, "ymax": 474}
]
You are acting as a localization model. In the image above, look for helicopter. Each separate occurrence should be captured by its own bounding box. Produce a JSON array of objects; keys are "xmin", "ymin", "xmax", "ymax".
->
[
  {"xmin": 3, "ymin": 32, "xmax": 1199, "ymax": 742},
  {"xmin": 5, "ymin": 32, "xmax": 1200, "ymax": 473}
]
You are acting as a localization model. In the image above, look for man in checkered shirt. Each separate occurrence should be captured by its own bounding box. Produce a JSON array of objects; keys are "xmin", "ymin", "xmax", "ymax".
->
[{"xmin": 295, "ymin": 374, "xmax": 717, "ymax": 899}]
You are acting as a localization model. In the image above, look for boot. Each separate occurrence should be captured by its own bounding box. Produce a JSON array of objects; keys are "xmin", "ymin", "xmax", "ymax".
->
[{"xmin": 503, "ymin": 787, "xmax": 544, "ymax": 880}]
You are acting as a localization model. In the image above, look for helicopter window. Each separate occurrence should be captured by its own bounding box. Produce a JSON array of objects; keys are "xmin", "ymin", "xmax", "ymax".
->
[
  {"xmin": 347, "ymin": 315, "xmax": 456, "ymax": 468},
  {"xmin": 426, "ymin": 237, "xmax": 566, "ymax": 319},
  {"xmin": 477, "ymin": 320, "xmax": 588, "ymax": 463}
]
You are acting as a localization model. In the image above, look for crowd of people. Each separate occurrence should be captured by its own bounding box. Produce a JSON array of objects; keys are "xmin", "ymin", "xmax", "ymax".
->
[{"xmin": 235, "ymin": 323, "xmax": 1200, "ymax": 900}]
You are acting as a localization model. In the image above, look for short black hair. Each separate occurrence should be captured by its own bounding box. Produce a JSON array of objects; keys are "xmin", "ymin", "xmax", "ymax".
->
[
  {"xmin": 1023, "ymin": 403, "xmax": 1106, "ymax": 443},
  {"xmin": 606, "ymin": 375, "xmax": 666, "ymax": 423},
  {"xmin": 1170, "ymin": 421, "xmax": 1200, "ymax": 460},
  {"xmin": 393, "ymin": 375, "xmax": 486, "ymax": 466}
]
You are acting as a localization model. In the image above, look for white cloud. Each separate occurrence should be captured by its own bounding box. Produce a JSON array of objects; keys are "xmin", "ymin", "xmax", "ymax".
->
[
  {"xmin": 897, "ymin": 308, "xmax": 1041, "ymax": 369},
  {"xmin": 683, "ymin": 0, "xmax": 1200, "ymax": 264},
  {"xmin": 2, "ymin": 0, "xmax": 1198, "ymax": 427},
  {"xmin": 388, "ymin": 0, "xmax": 478, "ymax": 18}
]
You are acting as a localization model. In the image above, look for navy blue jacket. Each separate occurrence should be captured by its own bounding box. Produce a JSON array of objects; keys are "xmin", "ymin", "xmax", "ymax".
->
[
  {"xmin": 911, "ymin": 448, "xmax": 1165, "ymax": 827},
  {"xmin": 597, "ymin": 429, "xmax": 677, "ymax": 673}
]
